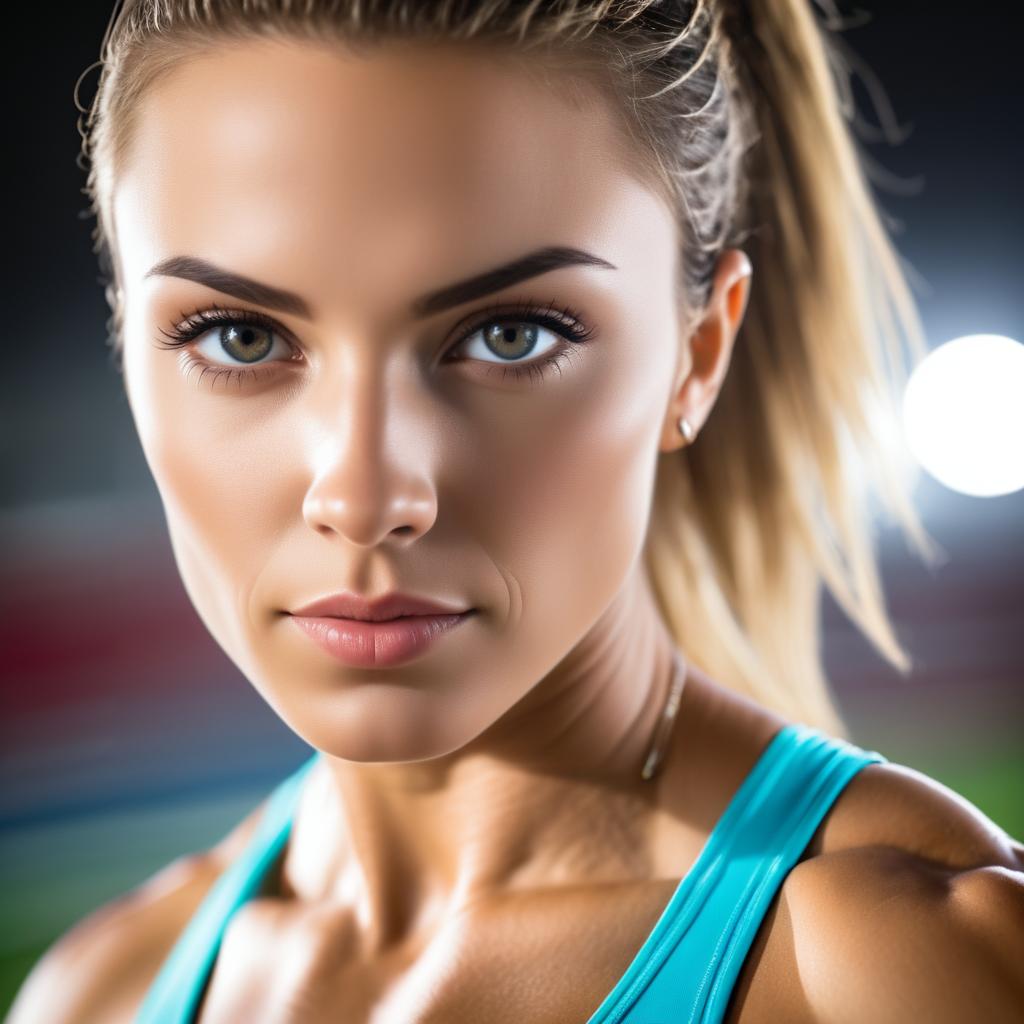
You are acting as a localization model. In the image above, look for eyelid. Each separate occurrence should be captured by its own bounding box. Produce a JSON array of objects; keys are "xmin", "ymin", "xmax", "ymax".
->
[
  {"xmin": 158, "ymin": 303, "xmax": 299, "ymax": 352},
  {"xmin": 156, "ymin": 294, "xmax": 596, "ymax": 387},
  {"xmin": 161, "ymin": 297, "xmax": 593, "ymax": 352},
  {"xmin": 444, "ymin": 297, "xmax": 595, "ymax": 357},
  {"xmin": 448, "ymin": 295, "xmax": 587, "ymax": 332}
]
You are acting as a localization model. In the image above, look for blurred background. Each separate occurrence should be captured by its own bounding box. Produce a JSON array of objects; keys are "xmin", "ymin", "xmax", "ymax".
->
[{"xmin": 2, "ymin": 0, "xmax": 1022, "ymax": 1012}]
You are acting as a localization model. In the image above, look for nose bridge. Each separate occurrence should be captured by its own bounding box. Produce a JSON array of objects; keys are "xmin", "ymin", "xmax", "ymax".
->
[
  {"xmin": 301, "ymin": 347, "xmax": 435, "ymax": 545},
  {"xmin": 327, "ymin": 345, "xmax": 392, "ymax": 460}
]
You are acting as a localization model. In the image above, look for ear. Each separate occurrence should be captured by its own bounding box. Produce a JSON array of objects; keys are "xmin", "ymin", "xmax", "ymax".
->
[{"xmin": 660, "ymin": 248, "xmax": 752, "ymax": 452}]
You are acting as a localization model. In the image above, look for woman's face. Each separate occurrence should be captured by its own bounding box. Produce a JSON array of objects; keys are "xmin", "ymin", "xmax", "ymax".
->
[{"xmin": 114, "ymin": 36, "xmax": 698, "ymax": 763}]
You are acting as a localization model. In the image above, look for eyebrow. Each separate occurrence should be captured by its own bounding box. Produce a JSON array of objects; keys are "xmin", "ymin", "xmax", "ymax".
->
[{"xmin": 143, "ymin": 245, "xmax": 617, "ymax": 322}]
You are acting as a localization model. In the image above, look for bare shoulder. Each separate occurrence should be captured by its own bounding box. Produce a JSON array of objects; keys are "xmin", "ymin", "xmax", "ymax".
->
[
  {"xmin": 807, "ymin": 758, "xmax": 1023, "ymax": 869},
  {"xmin": 737, "ymin": 759, "xmax": 1024, "ymax": 1024},
  {"xmin": 6, "ymin": 798, "xmax": 271, "ymax": 1024}
]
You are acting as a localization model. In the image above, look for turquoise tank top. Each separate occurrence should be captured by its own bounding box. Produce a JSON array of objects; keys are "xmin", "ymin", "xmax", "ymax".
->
[{"xmin": 135, "ymin": 722, "xmax": 886, "ymax": 1023}]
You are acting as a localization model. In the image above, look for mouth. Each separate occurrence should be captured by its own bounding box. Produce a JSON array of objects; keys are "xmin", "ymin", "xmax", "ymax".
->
[{"xmin": 288, "ymin": 608, "xmax": 476, "ymax": 668}]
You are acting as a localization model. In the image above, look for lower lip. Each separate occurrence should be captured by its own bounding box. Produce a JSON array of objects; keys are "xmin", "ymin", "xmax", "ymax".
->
[{"xmin": 288, "ymin": 611, "xmax": 474, "ymax": 668}]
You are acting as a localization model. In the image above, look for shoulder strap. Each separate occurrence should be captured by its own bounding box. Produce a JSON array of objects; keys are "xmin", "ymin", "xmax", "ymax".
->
[
  {"xmin": 134, "ymin": 751, "xmax": 320, "ymax": 1024},
  {"xmin": 599, "ymin": 723, "xmax": 886, "ymax": 1024}
]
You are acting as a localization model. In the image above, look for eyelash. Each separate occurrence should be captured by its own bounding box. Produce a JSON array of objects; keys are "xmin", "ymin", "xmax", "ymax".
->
[{"xmin": 154, "ymin": 298, "xmax": 597, "ymax": 389}]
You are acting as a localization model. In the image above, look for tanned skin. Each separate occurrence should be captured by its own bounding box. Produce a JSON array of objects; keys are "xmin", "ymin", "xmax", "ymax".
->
[{"xmin": 10, "ymin": 37, "xmax": 1023, "ymax": 1023}]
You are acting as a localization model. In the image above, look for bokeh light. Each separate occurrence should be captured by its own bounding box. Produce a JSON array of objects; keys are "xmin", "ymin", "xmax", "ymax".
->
[{"xmin": 902, "ymin": 334, "xmax": 1024, "ymax": 497}]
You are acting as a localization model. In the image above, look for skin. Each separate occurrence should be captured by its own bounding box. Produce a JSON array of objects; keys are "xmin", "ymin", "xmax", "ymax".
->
[
  {"xmin": 115, "ymin": 31, "xmax": 754, "ymax": 960},
  {"xmin": 9, "ymin": 33, "xmax": 1024, "ymax": 1024}
]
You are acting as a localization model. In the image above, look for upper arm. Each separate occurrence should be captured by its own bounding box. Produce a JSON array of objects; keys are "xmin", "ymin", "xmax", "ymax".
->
[
  {"xmin": 6, "ymin": 902, "xmax": 137, "ymax": 1024},
  {"xmin": 791, "ymin": 853, "xmax": 1024, "ymax": 1024},
  {"xmin": 6, "ymin": 854, "xmax": 215, "ymax": 1024},
  {"xmin": 7, "ymin": 794, "xmax": 272, "ymax": 1024},
  {"xmin": 784, "ymin": 767, "xmax": 1024, "ymax": 1024},
  {"xmin": 7, "ymin": 785, "xmax": 273, "ymax": 1023},
  {"xmin": 942, "ymin": 862, "xmax": 1024, "ymax": 1010}
]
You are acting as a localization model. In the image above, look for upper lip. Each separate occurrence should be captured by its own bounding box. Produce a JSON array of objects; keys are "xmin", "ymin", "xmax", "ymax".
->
[{"xmin": 289, "ymin": 591, "xmax": 472, "ymax": 621}]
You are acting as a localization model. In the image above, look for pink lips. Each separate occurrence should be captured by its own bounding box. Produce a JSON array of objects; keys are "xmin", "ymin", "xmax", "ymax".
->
[{"xmin": 287, "ymin": 590, "xmax": 475, "ymax": 668}]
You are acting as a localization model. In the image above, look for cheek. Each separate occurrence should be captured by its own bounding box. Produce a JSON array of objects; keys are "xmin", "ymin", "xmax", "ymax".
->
[
  {"xmin": 123, "ymin": 315, "xmax": 667, "ymax": 711},
  {"xmin": 125, "ymin": 347, "xmax": 279, "ymax": 667},
  {"xmin": 469, "ymin": 361, "xmax": 662, "ymax": 649}
]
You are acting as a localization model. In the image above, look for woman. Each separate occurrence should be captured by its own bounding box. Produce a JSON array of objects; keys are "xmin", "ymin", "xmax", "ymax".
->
[{"xmin": 10, "ymin": 0, "xmax": 1023, "ymax": 1021}]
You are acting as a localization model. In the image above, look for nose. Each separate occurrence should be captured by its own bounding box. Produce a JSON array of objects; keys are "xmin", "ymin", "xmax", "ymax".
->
[{"xmin": 300, "ymin": 372, "xmax": 439, "ymax": 549}]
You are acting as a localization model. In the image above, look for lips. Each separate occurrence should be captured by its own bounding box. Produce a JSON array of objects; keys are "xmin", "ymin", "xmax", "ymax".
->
[
  {"xmin": 287, "ymin": 591, "xmax": 475, "ymax": 668},
  {"xmin": 289, "ymin": 591, "xmax": 472, "ymax": 622}
]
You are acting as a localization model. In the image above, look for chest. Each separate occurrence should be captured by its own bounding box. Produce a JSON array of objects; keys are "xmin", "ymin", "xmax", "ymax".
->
[{"xmin": 185, "ymin": 877, "xmax": 802, "ymax": 1024}]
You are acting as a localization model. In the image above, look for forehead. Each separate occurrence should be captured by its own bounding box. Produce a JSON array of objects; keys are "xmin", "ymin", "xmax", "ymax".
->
[{"xmin": 113, "ymin": 35, "xmax": 673, "ymax": 312}]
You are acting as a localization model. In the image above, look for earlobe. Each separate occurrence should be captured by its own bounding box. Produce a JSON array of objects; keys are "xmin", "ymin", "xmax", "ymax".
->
[{"xmin": 677, "ymin": 415, "xmax": 696, "ymax": 445}]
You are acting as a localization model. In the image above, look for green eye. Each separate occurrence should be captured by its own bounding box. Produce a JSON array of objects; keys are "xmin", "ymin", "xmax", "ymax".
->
[{"xmin": 156, "ymin": 297, "xmax": 597, "ymax": 389}]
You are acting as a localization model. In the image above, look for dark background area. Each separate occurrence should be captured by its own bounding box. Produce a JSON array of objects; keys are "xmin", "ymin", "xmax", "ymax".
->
[{"xmin": 2, "ymin": 1, "xmax": 1022, "ymax": 1013}]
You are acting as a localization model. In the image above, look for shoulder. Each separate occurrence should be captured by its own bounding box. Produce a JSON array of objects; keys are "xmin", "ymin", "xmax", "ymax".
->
[
  {"xmin": 4, "ymin": 852, "xmax": 221, "ymax": 1024},
  {"xmin": 6, "ymin": 798, "xmax": 270, "ymax": 1024},
  {"xmin": 805, "ymin": 758, "xmax": 1021, "ymax": 869},
  {"xmin": 771, "ymin": 759, "xmax": 1024, "ymax": 1023}
]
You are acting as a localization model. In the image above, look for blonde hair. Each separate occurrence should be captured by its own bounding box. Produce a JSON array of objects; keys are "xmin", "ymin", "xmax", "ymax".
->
[{"xmin": 76, "ymin": 0, "xmax": 941, "ymax": 737}]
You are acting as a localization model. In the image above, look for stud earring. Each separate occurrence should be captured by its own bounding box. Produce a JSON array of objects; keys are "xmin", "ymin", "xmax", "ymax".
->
[{"xmin": 677, "ymin": 416, "xmax": 696, "ymax": 444}]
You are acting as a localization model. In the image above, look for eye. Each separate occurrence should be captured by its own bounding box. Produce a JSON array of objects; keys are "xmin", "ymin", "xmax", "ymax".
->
[
  {"xmin": 154, "ymin": 305, "xmax": 298, "ymax": 388},
  {"xmin": 455, "ymin": 318, "xmax": 569, "ymax": 375},
  {"xmin": 157, "ymin": 306, "xmax": 293, "ymax": 366},
  {"xmin": 446, "ymin": 298, "xmax": 597, "ymax": 381},
  {"xmin": 191, "ymin": 321, "xmax": 290, "ymax": 367},
  {"xmin": 155, "ymin": 297, "xmax": 597, "ymax": 389}
]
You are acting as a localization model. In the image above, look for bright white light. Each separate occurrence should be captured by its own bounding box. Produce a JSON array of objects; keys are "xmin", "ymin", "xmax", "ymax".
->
[{"xmin": 902, "ymin": 334, "xmax": 1024, "ymax": 497}]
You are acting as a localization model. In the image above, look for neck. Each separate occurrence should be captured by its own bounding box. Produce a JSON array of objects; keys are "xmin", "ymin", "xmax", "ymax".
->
[{"xmin": 283, "ymin": 565, "xmax": 686, "ymax": 952}]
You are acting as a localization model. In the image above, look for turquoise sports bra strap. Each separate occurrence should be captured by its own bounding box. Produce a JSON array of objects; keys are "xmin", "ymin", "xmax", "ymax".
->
[
  {"xmin": 595, "ymin": 724, "xmax": 886, "ymax": 1024},
  {"xmin": 689, "ymin": 726, "xmax": 885, "ymax": 1022},
  {"xmin": 134, "ymin": 752, "xmax": 320, "ymax": 1024},
  {"xmin": 615, "ymin": 724, "xmax": 885, "ymax": 1024}
]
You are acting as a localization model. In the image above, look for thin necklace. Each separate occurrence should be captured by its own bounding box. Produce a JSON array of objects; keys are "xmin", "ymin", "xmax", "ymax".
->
[{"xmin": 639, "ymin": 648, "xmax": 687, "ymax": 782}]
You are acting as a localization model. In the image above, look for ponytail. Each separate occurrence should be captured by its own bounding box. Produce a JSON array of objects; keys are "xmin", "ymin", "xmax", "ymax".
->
[{"xmin": 642, "ymin": 0, "xmax": 940, "ymax": 733}]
